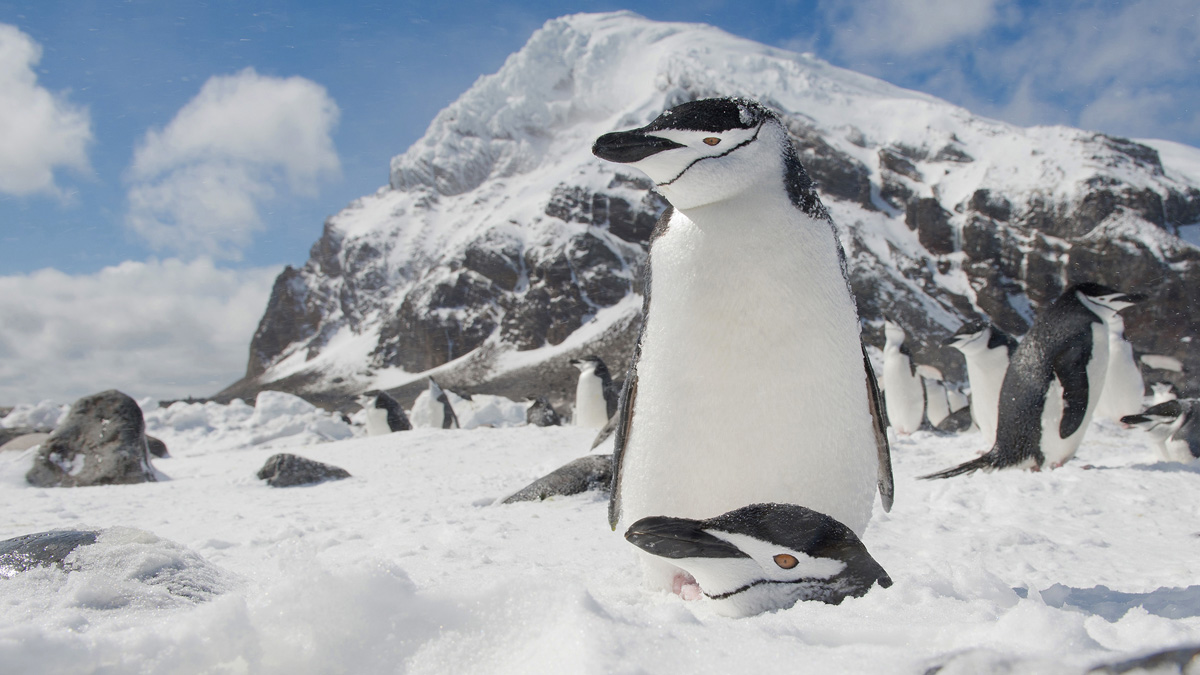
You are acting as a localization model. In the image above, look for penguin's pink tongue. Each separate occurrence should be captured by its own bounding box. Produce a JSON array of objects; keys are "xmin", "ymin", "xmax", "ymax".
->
[{"xmin": 672, "ymin": 571, "xmax": 703, "ymax": 601}]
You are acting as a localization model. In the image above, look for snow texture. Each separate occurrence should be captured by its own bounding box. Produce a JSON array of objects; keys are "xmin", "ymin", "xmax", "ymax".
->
[{"xmin": 2, "ymin": 398, "xmax": 1199, "ymax": 673}]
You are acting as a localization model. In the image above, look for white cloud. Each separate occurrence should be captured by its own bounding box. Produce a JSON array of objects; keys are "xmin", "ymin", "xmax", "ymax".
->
[
  {"xmin": 0, "ymin": 23, "xmax": 91, "ymax": 196},
  {"xmin": 815, "ymin": 0, "xmax": 1200, "ymax": 145},
  {"xmin": 0, "ymin": 258, "xmax": 281, "ymax": 405},
  {"xmin": 126, "ymin": 68, "xmax": 340, "ymax": 260},
  {"xmin": 822, "ymin": 0, "xmax": 1007, "ymax": 57}
]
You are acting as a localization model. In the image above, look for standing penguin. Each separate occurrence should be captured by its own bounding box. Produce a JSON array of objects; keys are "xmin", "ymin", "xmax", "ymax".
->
[
  {"xmin": 1121, "ymin": 399, "xmax": 1200, "ymax": 462},
  {"xmin": 881, "ymin": 319, "xmax": 925, "ymax": 434},
  {"xmin": 922, "ymin": 283, "xmax": 1142, "ymax": 478},
  {"xmin": 570, "ymin": 356, "xmax": 618, "ymax": 429},
  {"xmin": 357, "ymin": 390, "xmax": 412, "ymax": 435},
  {"xmin": 1094, "ymin": 313, "xmax": 1145, "ymax": 422},
  {"xmin": 415, "ymin": 378, "xmax": 460, "ymax": 429},
  {"xmin": 592, "ymin": 97, "xmax": 892, "ymax": 589},
  {"xmin": 943, "ymin": 321, "xmax": 1018, "ymax": 446}
]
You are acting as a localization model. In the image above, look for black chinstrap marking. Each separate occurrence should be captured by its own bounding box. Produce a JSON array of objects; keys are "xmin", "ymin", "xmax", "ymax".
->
[
  {"xmin": 703, "ymin": 576, "xmax": 797, "ymax": 601},
  {"xmin": 655, "ymin": 123, "xmax": 764, "ymax": 188}
]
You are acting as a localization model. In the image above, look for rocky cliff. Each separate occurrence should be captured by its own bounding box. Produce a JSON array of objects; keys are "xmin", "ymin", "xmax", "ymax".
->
[{"xmin": 218, "ymin": 11, "xmax": 1200, "ymax": 411}]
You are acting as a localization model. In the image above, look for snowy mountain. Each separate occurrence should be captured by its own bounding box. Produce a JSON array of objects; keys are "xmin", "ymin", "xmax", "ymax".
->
[{"xmin": 219, "ymin": 11, "xmax": 1200, "ymax": 410}]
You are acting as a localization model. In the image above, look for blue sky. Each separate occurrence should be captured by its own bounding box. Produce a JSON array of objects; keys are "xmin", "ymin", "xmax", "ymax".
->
[{"xmin": 0, "ymin": 0, "xmax": 1197, "ymax": 403}]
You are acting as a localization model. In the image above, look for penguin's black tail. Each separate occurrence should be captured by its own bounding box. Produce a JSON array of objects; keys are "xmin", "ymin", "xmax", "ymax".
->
[{"xmin": 918, "ymin": 454, "xmax": 994, "ymax": 480}]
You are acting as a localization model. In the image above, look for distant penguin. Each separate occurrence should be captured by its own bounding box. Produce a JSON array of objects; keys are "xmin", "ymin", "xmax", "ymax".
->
[
  {"xmin": 1151, "ymin": 382, "xmax": 1178, "ymax": 404},
  {"xmin": 881, "ymin": 319, "xmax": 925, "ymax": 434},
  {"xmin": 922, "ymin": 284, "xmax": 1142, "ymax": 478},
  {"xmin": 427, "ymin": 378, "xmax": 460, "ymax": 429},
  {"xmin": 569, "ymin": 356, "xmax": 618, "ymax": 429},
  {"xmin": 943, "ymin": 321, "xmax": 1018, "ymax": 446},
  {"xmin": 592, "ymin": 97, "xmax": 892, "ymax": 589},
  {"xmin": 624, "ymin": 503, "xmax": 892, "ymax": 616},
  {"xmin": 917, "ymin": 365, "xmax": 950, "ymax": 428},
  {"xmin": 357, "ymin": 390, "xmax": 411, "ymax": 435},
  {"xmin": 526, "ymin": 396, "xmax": 562, "ymax": 427},
  {"xmin": 1094, "ymin": 313, "xmax": 1145, "ymax": 422},
  {"xmin": 1122, "ymin": 399, "xmax": 1200, "ymax": 463}
]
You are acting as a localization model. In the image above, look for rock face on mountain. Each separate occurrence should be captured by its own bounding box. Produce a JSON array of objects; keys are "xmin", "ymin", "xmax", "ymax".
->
[{"xmin": 219, "ymin": 12, "xmax": 1200, "ymax": 411}]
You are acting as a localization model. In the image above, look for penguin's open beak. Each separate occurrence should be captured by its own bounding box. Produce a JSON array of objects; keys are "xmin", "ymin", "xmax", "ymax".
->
[
  {"xmin": 593, "ymin": 131, "xmax": 684, "ymax": 164},
  {"xmin": 625, "ymin": 516, "xmax": 749, "ymax": 560}
]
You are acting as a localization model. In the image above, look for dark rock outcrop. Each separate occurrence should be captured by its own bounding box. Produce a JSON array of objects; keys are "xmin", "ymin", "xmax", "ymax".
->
[
  {"xmin": 26, "ymin": 390, "xmax": 158, "ymax": 488},
  {"xmin": 257, "ymin": 453, "xmax": 350, "ymax": 487},
  {"xmin": 146, "ymin": 436, "xmax": 170, "ymax": 458},
  {"xmin": 0, "ymin": 426, "xmax": 39, "ymax": 447},
  {"xmin": 501, "ymin": 454, "xmax": 612, "ymax": 503},
  {"xmin": 0, "ymin": 530, "xmax": 98, "ymax": 576}
]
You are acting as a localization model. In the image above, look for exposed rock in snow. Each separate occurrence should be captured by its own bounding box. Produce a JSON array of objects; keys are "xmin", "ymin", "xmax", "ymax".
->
[
  {"xmin": 256, "ymin": 453, "xmax": 351, "ymax": 488},
  {"xmin": 26, "ymin": 390, "xmax": 159, "ymax": 488},
  {"xmin": 220, "ymin": 11, "xmax": 1200, "ymax": 410}
]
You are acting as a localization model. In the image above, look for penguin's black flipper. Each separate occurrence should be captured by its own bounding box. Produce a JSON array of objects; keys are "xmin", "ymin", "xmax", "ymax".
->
[
  {"xmin": 1052, "ymin": 335, "xmax": 1093, "ymax": 439},
  {"xmin": 862, "ymin": 344, "xmax": 893, "ymax": 511},
  {"xmin": 918, "ymin": 453, "xmax": 994, "ymax": 480}
]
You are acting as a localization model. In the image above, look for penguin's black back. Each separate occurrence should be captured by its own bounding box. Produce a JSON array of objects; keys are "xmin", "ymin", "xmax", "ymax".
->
[{"xmin": 374, "ymin": 392, "xmax": 412, "ymax": 432}]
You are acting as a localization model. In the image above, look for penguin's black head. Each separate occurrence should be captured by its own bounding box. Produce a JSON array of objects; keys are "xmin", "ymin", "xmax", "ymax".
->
[
  {"xmin": 943, "ymin": 321, "xmax": 989, "ymax": 348},
  {"xmin": 1071, "ymin": 283, "xmax": 1145, "ymax": 315},
  {"xmin": 625, "ymin": 503, "xmax": 891, "ymax": 616},
  {"xmin": 1122, "ymin": 399, "xmax": 1184, "ymax": 428},
  {"xmin": 592, "ymin": 98, "xmax": 791, "ymax": 210}
]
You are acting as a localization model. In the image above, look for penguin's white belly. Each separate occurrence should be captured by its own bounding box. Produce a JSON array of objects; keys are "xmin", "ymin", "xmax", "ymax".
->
[
  {"xmin": 364, "ymin": 407, "xmax": 392, "ymax": 436},
  {"xmin": 619, "ymin": 210, "xmax": 877, "ymax": 537},
  {"xmin": 1040, "ymin": 323, "xmax": 1109, "ymax": 467},
  {"xmin": 574, "ymin": 373, "xmax": 609, "ymax": 429},
  {"xmin": 924, "ymin": 379, "xmax": 950, "ymax": 427},
  {"xmin": 1095, "ymin": 336, "xmax": 1144, "ymax": 421},
  {"xmin": 882, "ymin": 352, "xmax": 924, "ymax": 434},
  {"xmin": 965, "ymin": 349, "xmax": 1009, "ymax": 445}
]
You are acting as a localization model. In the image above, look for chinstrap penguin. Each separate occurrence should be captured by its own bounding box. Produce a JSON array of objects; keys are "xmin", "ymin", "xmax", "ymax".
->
[
  {"xmin": 1121, "ymin": 399, "xmax": 1200, "ymax": 463},
  {"xmin": 943, "ymin": 321, "xmax": 1018, "ymax": 446},
  {"xmin": 624, "ymin": 503, "xmax": 892, "ymax": 616},
  {"xmin": 421, "ymin": 378, "xmax": 461, "ymax": 429},
  {"xmin": 922, "ymin": 284, "xmax": 1142, "ymax": 478},
  {"xmin": 357, "ymin": 390, "xmax": 412, "ymax": 435},
  {"xmin": 570, "ymin": 356, "xmax": 618, "ymax": 429},
  {"xmin": 882, "ymin": 319, "xmax": 925, "ymax": 434},
  {"xmin": 592, "ymin": 97, "xmax": 892, "ymax": 590},
  {"xmin": 1094, "ymin": 313, "xmax": 1145, "ymax": 423}
]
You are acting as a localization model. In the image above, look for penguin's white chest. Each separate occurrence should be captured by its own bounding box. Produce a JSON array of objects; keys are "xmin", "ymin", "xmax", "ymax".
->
[
  {"xmin": 882, "ymin": 347, "xmax": 924, "ymax": 434},
  {"xmin": 574, "ymin": 371, "xmax": 608, "ymax": 429},
  {"xmin": 364, "ymin": 407, "xmax": 392, "ymax": 436},
  {"xmin": 1095, "ymin": 330, "xmax": 1144, "ymax": 421},
  {"xmin": 1039, "ymin": 322, "xmax": 1110, "ymax": 467},
  {"xmin": 619, "ymin": 205, "xmax": 877, "ymax": 536},
  {"xmin": 965, "ymin": 346, "xmax": 1010, "ymax": 446}
]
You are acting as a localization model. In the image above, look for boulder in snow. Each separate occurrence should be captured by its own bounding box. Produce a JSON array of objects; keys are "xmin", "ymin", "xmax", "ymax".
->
[
  {"xmin": 525, "ymin": 396, "xmax": 562, "ymax": 427},
  {"xmin": 0, "ymin": 530, "xmax": 98, "ymax": 577},
  {"xmin": 257, "ymin": 453, "xmax": 350, "ymax": 487},
  {"xmin": 26, "ymin": 390, "xmax": 159, "ymax": 488}
]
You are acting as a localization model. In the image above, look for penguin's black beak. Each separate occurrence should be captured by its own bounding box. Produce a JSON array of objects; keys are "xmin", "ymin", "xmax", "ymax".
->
[
  {"xmin": 625, "ymin": 516, "xmax": 749, "ymax": 559},
  {"xmin": 1120, "ymin": 414, "xmax": 1150, "ymax": 425},
  {"xmin": 593, "ymin": 131, "xmax": 684, "ymax": 164},
  {"xmin": 1116, "ymin": 292, "xmax": 1147, "ymax": 304},
  {"xmin": 941, "ymin": 335, "xmax": 963, "ymax": 346}
]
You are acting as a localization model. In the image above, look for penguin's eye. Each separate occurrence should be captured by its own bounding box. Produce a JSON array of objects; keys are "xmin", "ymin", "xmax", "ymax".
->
[
  {"xmin": 773, "ymin": 554, "xmax": 799, "ymax": 569},
  {"xmin": 703, "ymin": 137, "xmax": 721, "ymax": 146}
]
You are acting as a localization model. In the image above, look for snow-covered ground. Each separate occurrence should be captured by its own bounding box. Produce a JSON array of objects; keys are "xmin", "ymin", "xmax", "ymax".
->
[{"xmin": 1, "ymin": 400, "xmax": 1199, "ymax": 674}]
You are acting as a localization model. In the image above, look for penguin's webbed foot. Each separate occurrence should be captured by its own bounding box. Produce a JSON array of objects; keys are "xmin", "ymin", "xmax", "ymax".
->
[{"xmin": 672, "ymin": 570, "xmax": 702, "ymax": 601}]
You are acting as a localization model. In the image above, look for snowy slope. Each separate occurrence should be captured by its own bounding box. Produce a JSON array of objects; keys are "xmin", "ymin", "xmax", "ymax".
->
[
  {"xmin": 225, "ymin": 11, "xmax": 1200, "ymax": 410},
  {"xmin": 1, "ymin": 400, "xmax": 1199, "ymax": 673}
]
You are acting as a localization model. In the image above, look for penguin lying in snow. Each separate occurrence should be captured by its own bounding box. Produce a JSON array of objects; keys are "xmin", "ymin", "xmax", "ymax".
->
[
  {"xmin": 569, "ymin": 356, "xmax": 618, "ymax": 429},
  {"xmin": 625, "ymin": 503, "xmax": 891, "ymax": 617},
  {"xmin": 1121, "ymin": 400, "xmax": 1200, "ymax": 463},
  {"xmin": 922, "ymin": 283, "xmax": 1142, "ymax": 479},
  {"xmin": 592, "ymin": 97, "xmax": 892, "ymax": 592},
  {"xmin": 357, "ymin": 390, "xmax": 412, "ymax": 435}
]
